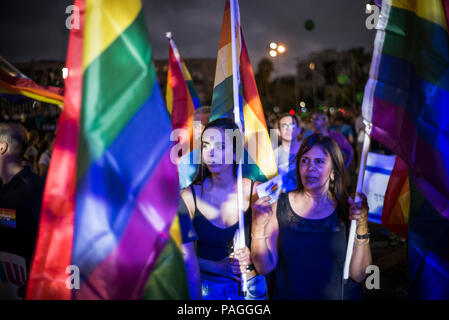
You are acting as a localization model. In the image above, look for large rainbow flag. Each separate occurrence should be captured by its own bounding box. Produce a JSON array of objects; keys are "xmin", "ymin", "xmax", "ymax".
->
[
  {"xmin": 26, "ymin": 0, "xmax": 188, "ymax": 299},
  {"xmin": 0, "ymin": 56, "xmax": 64, "ymax": 106},
  {"xmin": 363, "ymin": 0, "xmax": 449, "ymax": 299},
  {"xmin": 210, "ymin": 0, "xmax": 277, "ymax": 182}
]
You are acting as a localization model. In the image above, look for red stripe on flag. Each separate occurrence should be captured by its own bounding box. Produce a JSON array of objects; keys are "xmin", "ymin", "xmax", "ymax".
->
[
  {"xmin": 240, "ymin": 35, "xmax": 269, "ymax": 127},
  {"xmin": 26, "ymin": 0, "xmax": 85, "ymax": 300},
  {"xmin": 381, "ymin": 156, "xmax": 409, "ymax": 237},
  {"xmin": 167, "ymin": 43, "xmax": 194, "ymax": 151}
]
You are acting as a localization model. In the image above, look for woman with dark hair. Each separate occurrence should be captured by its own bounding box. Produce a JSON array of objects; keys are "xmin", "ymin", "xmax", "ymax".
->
[
  {"xmin": 251, "ymin": 133, "xmax": 372, "ymax": 299},
  {"xmin": 180, "ymin": 118, "xmax": 267, "ymax": 300}
]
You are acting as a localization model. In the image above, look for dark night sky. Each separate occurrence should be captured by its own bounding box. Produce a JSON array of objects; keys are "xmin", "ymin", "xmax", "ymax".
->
[{"xmin": 0, "ymin": 0, "xmax": 376, "ymax": 76}]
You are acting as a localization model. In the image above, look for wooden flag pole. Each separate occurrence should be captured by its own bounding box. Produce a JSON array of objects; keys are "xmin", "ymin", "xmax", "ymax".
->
[
  {"xmin": 342, "ymin": 120, "xmax": 372, "ymax": 284},
  {"xmin": 229, "ymin": 0, "xmax": 248, "ymax": 296}
]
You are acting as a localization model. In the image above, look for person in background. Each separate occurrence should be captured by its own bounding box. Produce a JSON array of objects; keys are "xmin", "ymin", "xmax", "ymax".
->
[
  {"xmin": 38, "ymin": 132, "xmax": 55, "ymax": 178},
  {"xmin": 251, "ymin": 134, "xmax": 371, "ymax": 300},
  {"xmin": 330, "ymin": 114, "xmax": 355, "ymax": 145},
  {"xmin": 273, "ymin": 113, "xmax": 303, "ymax": 193},
  {"xmin": 311, "ymin": 112, "xmax": 354, "ymax": 169},
  {"xmin": 0, "ymin": 123, "xmax": 44, "ymax": 299},
  {"xmin": 23, "ymin": 130, "xmax": 40, "ymax": 174},
  {"xmin": 178, "ymin": 106, "xmax": 211, "ymax": 190}
]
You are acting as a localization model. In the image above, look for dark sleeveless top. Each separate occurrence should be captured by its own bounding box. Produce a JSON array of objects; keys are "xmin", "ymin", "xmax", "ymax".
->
[
  {"xmin": 191, "ymin": 181, "xmax": 254, "ymax": 262},
  {"xmin": 274, "ymin": 193, "xmax": 362, "ymax": 300}
]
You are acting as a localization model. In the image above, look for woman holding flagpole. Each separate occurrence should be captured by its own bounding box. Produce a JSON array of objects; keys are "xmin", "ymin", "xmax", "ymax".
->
[
  {"xmin": 251, "ymin": 133, "xmax": 372, "ymax": 299},
  {"xmin": 179, "ymin": 118, "xmax": 267, "ymax": 300}
]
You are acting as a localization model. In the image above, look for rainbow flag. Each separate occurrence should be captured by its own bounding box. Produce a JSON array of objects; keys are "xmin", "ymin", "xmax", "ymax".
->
[
  {"xmin": 166, "ymin": 35, "xmax": 202, "ymax": 189},
  {"xmin": 26, "ymin": 0, "xmax": 188, "ymax": 300},
  {"xmin": 210, "ymin": 0, "xmax": 277, "ymax": 182},
  {"xmin": 0, "ymin": 56, "xmax": 64, "ymax": 106},
  {"xmin": 166, "ymin": 35, "xmax": 201, "ymax": 119},
  {"xmin": 363, "ymin": 0, "xmax": 449, "ymax": 299},
  {"xmin": 381, "ymin": 156, "xmax": 409, "ymax": 238},
  {"xmin": 362, "ymin": 0, "xmax": 449, "ymax": 218}
]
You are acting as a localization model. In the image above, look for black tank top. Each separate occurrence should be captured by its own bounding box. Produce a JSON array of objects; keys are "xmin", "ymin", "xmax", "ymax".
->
[
  {"xmin": 274, "ymin": 193, "xmax": 362, "ymax": 300},
  {"xmin": 191, "ymin": 181, "xmax": 254, "ymax": 261}
]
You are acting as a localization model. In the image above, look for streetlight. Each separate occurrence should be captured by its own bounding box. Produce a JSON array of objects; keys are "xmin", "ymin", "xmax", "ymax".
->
[
  {"xmin": 62, "ymin": 67, "xmax": 68, "ymax": 79},
  {"xmin": 309, "ymin": 62, "xmax": 316, "ymax": 107},
  {"xmin": 268, "ymin": 42, "xmax": 286, "ymax": 57}
]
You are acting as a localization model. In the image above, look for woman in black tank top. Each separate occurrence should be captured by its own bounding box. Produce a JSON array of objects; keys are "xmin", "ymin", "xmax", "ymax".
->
[
  {"xmin": 180, "ymin": 118, "xmax": 267, "ymax": 300},
  {"xmin": 251, "ymin": 134, "xmax": 372, "ymax": 299}
]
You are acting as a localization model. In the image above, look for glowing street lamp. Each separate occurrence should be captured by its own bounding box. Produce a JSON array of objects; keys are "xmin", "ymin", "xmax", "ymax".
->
[
  {"xmin": 309, "ymin": 62, "xmax": 315, "ymax": 70},
  {"xmin": 62, "ymin": 67, "xmax": 68, "ymax": 79},
  {"xmin": 268, "ymin": 42, "xmax": 286, "ymax": 57}
]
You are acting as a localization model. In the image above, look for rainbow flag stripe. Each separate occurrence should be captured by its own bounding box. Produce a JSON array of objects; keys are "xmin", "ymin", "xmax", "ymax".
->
[
  {"xmin": 166, "ymin": 37, "xmax": 202, "ymax": 189},
  {"xmin": 166, "ymin": 36, "xmax": 200, "ymax": 148},
  {"xmin": 210, "ymin": 0, "xmax": 277, "ymax": 182},
  {"xmin": 27, "ymin": 0, "xmax": 187, "ymax": 299},
  {"xmin": 381, "ymin": 156, "xmax": 409, "ymax": 238},
  {"xmin": 166, "ymin": 38, "xmax": 201, "ymax": 118},
  {"xmin": 363, "ymin": 0, "xmax": 449, "ymax": 218},
  {"xmin": 0, "ymin": 56, "xmax": 64, "ymax": 106}
]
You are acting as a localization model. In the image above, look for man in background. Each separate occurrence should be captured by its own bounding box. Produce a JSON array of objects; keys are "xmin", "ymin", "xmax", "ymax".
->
[
  {"xmin": 0, "ymin": 122, "xmax": 44, "ymax": 299},
  {"xmin": 273, "ymin": 113, "xmax": 303, "ymax": 193}
]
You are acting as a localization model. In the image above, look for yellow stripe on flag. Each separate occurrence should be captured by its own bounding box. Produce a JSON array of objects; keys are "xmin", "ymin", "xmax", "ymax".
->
[
  {"xmin": 392, "ymin": 0, "xmax": 448, "ymax": 31},
  {"xmin": 83, "ymin": 0, "xmax": 142, "ymax": 70},
  {"xmin": 166, "ymin": 69, "xmax": 173, "ymax": 115},
  {"xmin": 169, "ymin": 214, "xmax": 183, "ymax": 250},
  {"xmin": 213, "ymin": 44, "xmax": 233, "ymax": 87}
]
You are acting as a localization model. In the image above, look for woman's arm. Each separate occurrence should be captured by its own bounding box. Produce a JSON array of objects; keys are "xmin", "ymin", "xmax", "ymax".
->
[
  {"xmin": 251, "ymin": 197, "xmax": 279, "ymax": 275},
  {"xmin": 182, "ymin": 242, "xmax": 202, "ymax": 299},
  {"xmin": 180, "ymin": 187, "xmax": 195, "ymax": 220},
  {"xmin": 348, "ymin": 193, "xmax": 372, "ymax": 282},
  {"xmin": 198, "ymin": 257, "xmax": 241, "ymax": 282}
]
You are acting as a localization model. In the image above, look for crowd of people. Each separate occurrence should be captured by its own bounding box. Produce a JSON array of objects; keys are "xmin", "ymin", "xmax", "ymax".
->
[{"xmin": 0, "ymin": 104, "xmax": 373, "ymax": 300}]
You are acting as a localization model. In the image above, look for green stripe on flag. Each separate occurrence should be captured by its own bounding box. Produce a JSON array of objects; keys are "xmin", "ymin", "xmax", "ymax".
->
[
  {"xmin": 210, "ymin": 76, "xmax": 234, "ymax": 122},
  {"xmin": 142, "ymin": 237, "xmax": 190, "ymax": 299},
  {"xmin": 78, "ymin": 12, "xmax": 156, "ymax": 179},
  {"xmin": 244, "ymin": 150, "xmax": 268, "ymax": 182}
]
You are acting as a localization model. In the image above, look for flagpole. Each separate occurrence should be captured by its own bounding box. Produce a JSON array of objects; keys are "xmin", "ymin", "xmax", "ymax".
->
[
  {"xmin": 229, "ymin": 0, "xmax": 247, "ymax": 297},
  {"xmin": 166, "ymin": 32, "xmax": 184, "ymax": 76},
  {"xmin": 342, "ymin": 119, "xmax": 372, "ymax": 285}
]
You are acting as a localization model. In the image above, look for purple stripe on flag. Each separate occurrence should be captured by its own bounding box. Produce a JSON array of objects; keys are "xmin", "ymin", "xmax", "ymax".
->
[
  {"xmin": 74, "ymin": 152, "xmax": 179, "ymax": 299},
  {"xmin": 372, "ymin": 96, "xmax": 449, "ymax": 218}
]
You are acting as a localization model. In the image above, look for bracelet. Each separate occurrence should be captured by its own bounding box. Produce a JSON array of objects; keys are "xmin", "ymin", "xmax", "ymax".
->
[
  {"xmin": 355, "ymin": 238, "xmax": 370, "ymax": 245},
  {"xmin": 356, "ymin": 232, "xmax": 370, "ymax": 240},
  {"xmin": 251, "ymin": 234, "xmax": 269, "ymax": 240}
]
